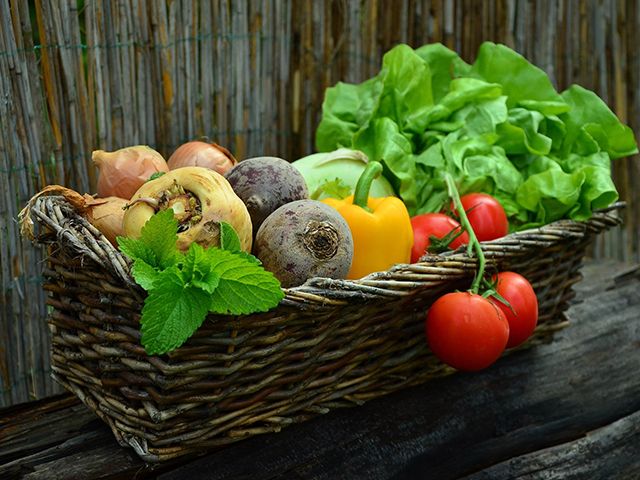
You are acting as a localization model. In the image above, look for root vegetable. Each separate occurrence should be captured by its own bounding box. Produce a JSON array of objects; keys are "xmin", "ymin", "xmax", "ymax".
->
[
  {"xmin": 18, "ymin": 185, "xmax": 126, "ymax": 246},
  {"xmin": 225, "ymin": 156, "xmax": 309, "ymax": 236},
  {"xmin": 167, "ymin": 140, "xmax": 237, "ymax": 175},
  {"xmin": 93, "ymin": 145, "xmax": 169, "ymax": 199},
  {"xmin": 292, "ymin": 148, "xmax": 396, "ymax": 200},
  {"xmin": 85, "ymin": 196, "xmax": 128, "ymax": 246},
  {"xmin": 253, "ymin": 200, "xmax": 353, "ymax": 288},
  {"xmin": 123, "ymin": 166, "xmax": 252, "ymax": 252}
]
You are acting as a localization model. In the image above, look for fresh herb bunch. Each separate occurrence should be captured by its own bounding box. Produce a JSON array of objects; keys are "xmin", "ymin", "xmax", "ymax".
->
[{"xmin": 117, "ymin": 210, "xmax": 284, "ymax": 355}]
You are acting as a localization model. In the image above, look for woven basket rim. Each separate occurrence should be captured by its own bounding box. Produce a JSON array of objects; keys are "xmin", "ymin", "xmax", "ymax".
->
[{"xmin": 22, "ymin": 195, "xmax": 625, "ymax": 309}]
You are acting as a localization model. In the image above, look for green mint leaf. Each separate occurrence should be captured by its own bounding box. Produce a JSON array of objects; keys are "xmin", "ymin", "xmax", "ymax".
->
[
  {"xmin": 117, "ymin": 236, "xmax": 157, "ymax": 267},
  {"xmin": 219, "ymin": 221, "xmax": 242, "ymax": 252},
  {"xmin": 139, "ymin": 209, "xmax": 181, "ymax": 268},
  {"xmin": 122, "ymin": 212, "xmax": 283, "ymax": 355},
  {"xmin": 118, "ymin": 209, "xmax": 180, "ymax": 269},
  {"xmin": 204, "ymin": 249, "xmax": 284, "ymax": 315},
  {"xmin": 140, "ymin": 267, "xmax": 211, "ymax": 355},
  {"xmin": 181, "ymin": 242, "xmax": 205, "ymax": 278},
  {"xmin": 131, "ymin": 260, "xmax": 161, "ymax": 290},
  {"xmin": 235, "ymin": 251, "xmax": 262, "ymax": 266},
  {"xmin": 182, "ymin": 243, "xmax": 220, "ymax": 293},
  {"xmin": 217, "ymin": 221, "xmax": 261, "ymax": 265},
  {"xmin": 192, "ymin": 275, "xmax": 220, "ymax": 293}
]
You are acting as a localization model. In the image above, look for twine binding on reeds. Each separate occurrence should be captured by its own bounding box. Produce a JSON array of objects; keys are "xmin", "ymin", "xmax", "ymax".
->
[{"xmin": 21, "ymin": 194, "xmax": 624, "ymax": 462}]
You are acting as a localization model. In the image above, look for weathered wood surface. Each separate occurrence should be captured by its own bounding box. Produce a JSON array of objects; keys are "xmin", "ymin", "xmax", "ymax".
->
[
  {"xmin": 461, "ymin": 410, "xmax": 640, "ymax": 480},
  {"xmin": 0, "ymin": 259, "xmax": 638, "ymax": 479}
]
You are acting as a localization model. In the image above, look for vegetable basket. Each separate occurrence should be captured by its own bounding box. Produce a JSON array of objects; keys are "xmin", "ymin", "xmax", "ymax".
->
[{"xmin": 22, "ymin": 194, "xmax": 623, "ymax": 462}]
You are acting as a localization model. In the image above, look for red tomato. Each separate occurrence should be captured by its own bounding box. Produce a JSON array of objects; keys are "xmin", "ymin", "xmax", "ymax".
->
[
  {"xmin": 450, "ymin": 193, "xmax": 508, "ymax": 242},
  {"xmin": 425, "ymin": 292, "xmax": 509, "ymax": 371},
  {"xmin": 410, "ymin": 213, "xmax": 469, "ymax": 262},
  {"xmin": 490, "ymin": 272, "xmax": 539, "ymax": 348}
]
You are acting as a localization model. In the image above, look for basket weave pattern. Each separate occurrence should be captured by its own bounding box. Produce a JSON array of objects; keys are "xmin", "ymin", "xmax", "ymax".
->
[{"xmin": 28, "ymin": 196, "xmax": 622, "ymax": 462}]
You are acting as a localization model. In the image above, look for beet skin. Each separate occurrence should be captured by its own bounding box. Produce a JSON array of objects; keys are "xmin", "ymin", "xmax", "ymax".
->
[
  {"xmin": 254, "ymin": 200, "xmax": 354, "ymax": 288},
  {"xmin": 225, "ymin": 156, "xmax": 308, "ymax": 236}
]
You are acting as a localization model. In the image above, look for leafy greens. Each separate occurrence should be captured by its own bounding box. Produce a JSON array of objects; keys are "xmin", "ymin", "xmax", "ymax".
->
[
  {"xmin": 315, "ymin": 42, "xmax": 637, "ymax": 227},
  {"xmin": 118, "ymin": 210, "xmax": 284, "ymax": 355}
]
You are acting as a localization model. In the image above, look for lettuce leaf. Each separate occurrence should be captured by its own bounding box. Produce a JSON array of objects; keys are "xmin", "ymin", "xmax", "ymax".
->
[
  {"xmin": 315, "ymin": 42, "xmax": 637, "ymax": 227},
  {"xmin": 560, "ymin": 85, "xmax": 638, "ymax": 159},
  {"xmin": 470, "ymin": 42, "xmax": 568, "ymax": 109},
  {"xmin": 414, "ymin": 43, "xmax": 472, "ymax": 102},
  {"xmin": 315, "ymin": 77, "xmax": 384, "ymax": 151},
  {"xmin": 353, "ymin": 117, "xmax": 419, "ymax": 211}
]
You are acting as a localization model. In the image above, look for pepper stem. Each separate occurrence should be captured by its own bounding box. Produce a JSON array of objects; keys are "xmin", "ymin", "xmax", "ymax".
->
[
  {"xmin": 443, "ymin": 173, "xmax": 486, "ymax": 294},
  {"xmin": 353, "ymin": 161, "xmax": 383, "ymax": 210}
]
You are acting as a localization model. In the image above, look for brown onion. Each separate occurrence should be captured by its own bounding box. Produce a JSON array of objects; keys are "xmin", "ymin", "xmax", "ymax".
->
[
  {"xmin": 93, "ymin": 145, "xmax": 169, "ymax": 199},
  {"xmin": 18, "ymin": 185, "xmax": 125, "ymax": 246},
  {"xmin": 167, "ymin": 140, "xmax": 237, "ymax": 175},
  {"xmin": 85, "ymin": 196, "xmax": 128, "ymax": 246}
]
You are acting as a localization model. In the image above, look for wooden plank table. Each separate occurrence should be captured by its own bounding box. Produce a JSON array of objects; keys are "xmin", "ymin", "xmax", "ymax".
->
[{"xmin": 1, "ymin": 260, "xmax": 639, "ymax": 480}]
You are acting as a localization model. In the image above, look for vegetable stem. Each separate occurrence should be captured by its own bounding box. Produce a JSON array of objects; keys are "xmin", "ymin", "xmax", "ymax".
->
[
  {"xmin": 443, "ymin": 173, "xmax": 486, "ymax": 294},
  {"xmin": 353, "ymin": 162, "xmax": 383, "ymax": 210}
]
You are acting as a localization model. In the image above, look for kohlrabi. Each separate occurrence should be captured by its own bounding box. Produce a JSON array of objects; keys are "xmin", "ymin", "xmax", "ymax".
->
[{"xmin": 291, "ymin": 148, "xmax": 396, "ymax": 200}]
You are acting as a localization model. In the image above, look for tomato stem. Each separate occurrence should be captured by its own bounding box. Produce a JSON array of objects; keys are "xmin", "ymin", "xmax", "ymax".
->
[{"xmin": 443, "ymin": 173, "xmax": 486, "ymax": 294}]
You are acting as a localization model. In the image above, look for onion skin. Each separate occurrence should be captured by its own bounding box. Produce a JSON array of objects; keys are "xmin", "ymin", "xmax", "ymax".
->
[
  {"xmin": 86, "ymin": 197, "xmax": 127, "ymax": 246},
  {"xmin": 167, "ymin": 141, "xmax": 237, "ymax": 175},
  {"xmin": 123, "ymin": 167, "xmax": 252, "ymax": 252},
  {"xmin": 18, "ymin": 185, "xmax": 125, "ymax": 247},
  {"xmin": 93, "ymin": 145, "xmax": 169, "ymax": 200}
]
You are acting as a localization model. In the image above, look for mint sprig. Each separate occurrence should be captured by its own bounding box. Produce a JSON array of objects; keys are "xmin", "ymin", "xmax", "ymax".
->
[
  {"xmin": 219, "ymin": 221, "xmax": 242, "ymax": 252},
  {"xmin": 119, "ymin": 209, "xmax": 180, "ymax": 270},
  {"xmin": 208, "ymin": 250, "xmax": 285, "ymax": 315},
  {"xmin": 117, "ymin": 213, "xmax": 284, "ymax": 355},
  {"xmin": 140, "ymin": 267, "xmax": 212, "ymax": 354}
]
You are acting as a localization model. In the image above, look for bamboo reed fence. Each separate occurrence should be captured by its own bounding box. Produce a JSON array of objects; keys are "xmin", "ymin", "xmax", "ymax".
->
[{"xmin": 0, "ymin": 0, "xmax": 638, "ymax": 407}]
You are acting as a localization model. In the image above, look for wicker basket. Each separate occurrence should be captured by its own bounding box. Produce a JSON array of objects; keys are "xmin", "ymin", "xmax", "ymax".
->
[{"xmin": 22, "ymin": 195, "xmax": 623, "ymax": 462}]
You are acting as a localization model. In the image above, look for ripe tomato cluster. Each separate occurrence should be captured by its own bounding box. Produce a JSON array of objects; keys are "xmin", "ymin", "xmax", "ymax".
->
[
  {"xmin": 410, "ymin": 192, "xmax": 508, "ymax": 262},
  {"xmin": 415, "ymin": 192, "xmax": 539, "ymax": 372},
  {"xmin": 425, "ymin": 272, "xmax": 539, "ymax": 371}
]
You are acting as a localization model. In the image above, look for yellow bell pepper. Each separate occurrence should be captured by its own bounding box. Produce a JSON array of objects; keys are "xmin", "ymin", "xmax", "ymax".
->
[{"xmin": 322, "ymin": 162, "xmax": 413, "ymax": 279}]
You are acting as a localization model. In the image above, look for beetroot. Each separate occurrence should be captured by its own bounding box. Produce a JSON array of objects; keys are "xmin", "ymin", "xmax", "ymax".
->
[
  {"xmin": 225, "ymin": 156, "xmax": 308, "ymax": 236},
  {"xmin": 253, "ymin": 200, "xmax": 353, "ymax": 288}
]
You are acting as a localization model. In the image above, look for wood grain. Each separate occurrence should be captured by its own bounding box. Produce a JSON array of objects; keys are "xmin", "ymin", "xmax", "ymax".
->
[{"xmin": 461, "ymin": 410, "xmax": 640, "ymax": 479}]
